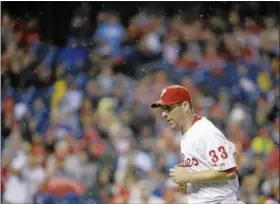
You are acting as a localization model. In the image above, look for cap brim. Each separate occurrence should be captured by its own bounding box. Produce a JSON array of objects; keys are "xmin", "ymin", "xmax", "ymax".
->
[{"xmin": 151, "ymin": 100, "xmax": 167, "ymax": 108}]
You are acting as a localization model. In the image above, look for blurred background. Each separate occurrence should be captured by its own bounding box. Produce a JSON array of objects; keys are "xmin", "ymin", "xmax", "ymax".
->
[{"xmin": 1, "ymin": 1, "xmax": 279, "ymax": 204}]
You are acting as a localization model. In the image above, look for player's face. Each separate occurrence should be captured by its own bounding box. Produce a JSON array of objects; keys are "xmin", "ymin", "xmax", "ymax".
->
[{"xmin": 160, "ymin": 104, "xmax": 183, "ymax": 128}]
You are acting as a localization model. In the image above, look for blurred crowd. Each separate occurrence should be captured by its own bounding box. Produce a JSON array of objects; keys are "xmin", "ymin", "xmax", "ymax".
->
[{"xmin": 1, "ymin": 2, "xmax": 279, "ymax": 204}]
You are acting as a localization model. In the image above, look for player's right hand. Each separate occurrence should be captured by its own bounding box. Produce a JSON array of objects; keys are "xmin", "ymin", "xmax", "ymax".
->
[{"xmin": 174, "ymin": 163, "xmax": 187, "ymax": 194}]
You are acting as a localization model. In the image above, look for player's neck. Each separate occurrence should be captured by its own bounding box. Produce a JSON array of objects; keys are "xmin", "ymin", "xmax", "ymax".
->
[{"xmin": 180, "ymin": 113, "xmax": 196, "ymax": 135}]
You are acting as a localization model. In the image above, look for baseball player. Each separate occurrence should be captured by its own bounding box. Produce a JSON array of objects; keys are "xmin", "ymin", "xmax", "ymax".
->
[{"xmin": 151, "ymin": 85, "xmax": 242, "ymax": 204}]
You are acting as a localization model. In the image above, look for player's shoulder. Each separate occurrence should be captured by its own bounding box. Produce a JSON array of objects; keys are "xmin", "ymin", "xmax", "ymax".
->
[{"xmin": 193, "ymin": 117, "xmax": 226, "ymax": 140}]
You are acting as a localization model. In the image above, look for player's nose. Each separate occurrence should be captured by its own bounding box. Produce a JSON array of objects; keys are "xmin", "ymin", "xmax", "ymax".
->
[{"xmin": 162, "ymin": 111, "xmax": 168, "ymax": 119}]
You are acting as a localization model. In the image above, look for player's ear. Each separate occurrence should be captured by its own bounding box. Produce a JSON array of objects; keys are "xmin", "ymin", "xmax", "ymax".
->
[{"xmin": 182, "ymin": 101, "xmax": 191, "ymax": 113}]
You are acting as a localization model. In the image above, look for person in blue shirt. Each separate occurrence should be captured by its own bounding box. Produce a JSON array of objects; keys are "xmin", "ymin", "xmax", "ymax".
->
[{"xmin": 94, "ymin": 11, "xmax": 125, "ymax": 58}]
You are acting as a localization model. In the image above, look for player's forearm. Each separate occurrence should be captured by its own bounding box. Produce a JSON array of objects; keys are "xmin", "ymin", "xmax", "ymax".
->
[{"xmin": 184, "ymin": 169, "xmax": 236, "ymax": 183}]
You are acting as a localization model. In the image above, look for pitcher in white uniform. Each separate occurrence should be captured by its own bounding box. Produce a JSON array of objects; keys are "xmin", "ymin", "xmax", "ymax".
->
[{"xmin": 151, "ymin": 85, "xmax": 243, "ymax": 204}]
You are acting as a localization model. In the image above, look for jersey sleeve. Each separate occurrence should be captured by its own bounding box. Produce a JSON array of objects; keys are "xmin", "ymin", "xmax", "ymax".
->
[{"xmin": 201, "ymin": 131, "xmax": 237, "ymax": 171}]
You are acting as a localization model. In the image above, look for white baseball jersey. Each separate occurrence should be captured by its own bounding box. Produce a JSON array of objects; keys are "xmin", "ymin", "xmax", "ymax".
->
[{"xmin": 180, "ymin": 117, "xmax": 240, "ymax": 204}]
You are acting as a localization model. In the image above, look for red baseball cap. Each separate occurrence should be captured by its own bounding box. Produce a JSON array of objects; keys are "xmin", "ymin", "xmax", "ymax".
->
[{"xmin": 151, "ymin": 85, "xmax": 192, "ymax": 108}]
